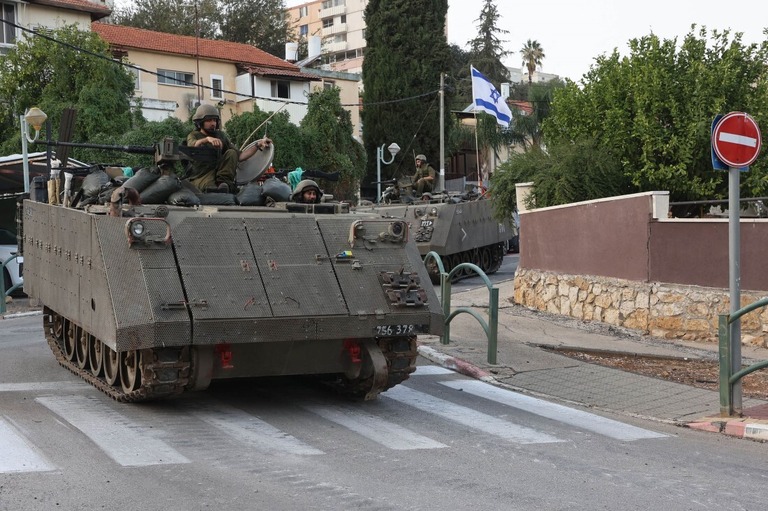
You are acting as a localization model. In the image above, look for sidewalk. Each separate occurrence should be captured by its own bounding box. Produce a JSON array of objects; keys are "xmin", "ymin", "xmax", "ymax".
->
[{"xmin": 417, "ymin": 279, "xmax": 768, "ymax": 442}]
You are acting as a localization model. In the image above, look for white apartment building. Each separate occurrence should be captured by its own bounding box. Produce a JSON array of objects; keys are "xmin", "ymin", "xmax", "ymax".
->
[{"xmin": 286, "ymin": 0, "xmax": 367, "ymax": 73}]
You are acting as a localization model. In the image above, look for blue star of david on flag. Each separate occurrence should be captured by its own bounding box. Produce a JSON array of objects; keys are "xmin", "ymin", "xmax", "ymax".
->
[{"xmin": 471, "ymin": 65, "xmax": 512, "ymax": 127}]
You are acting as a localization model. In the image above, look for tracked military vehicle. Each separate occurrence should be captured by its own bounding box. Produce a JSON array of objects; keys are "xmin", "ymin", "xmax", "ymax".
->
[
  {"xmin": 357, "ymin": 189, "xmax": 513, "ymax": 283},
  {"xmin": 18, "ymin": 140, "xmax": 442, "ymax": 402}
]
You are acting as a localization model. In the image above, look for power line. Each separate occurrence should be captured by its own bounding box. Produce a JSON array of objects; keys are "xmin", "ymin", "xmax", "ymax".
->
[{"xmin": 1, "ymin": 20, "xmax": 439, "ymax": 108}]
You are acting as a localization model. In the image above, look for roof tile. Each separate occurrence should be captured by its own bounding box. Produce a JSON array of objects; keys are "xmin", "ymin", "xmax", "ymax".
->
[
  {"xmin": 92, "ymin": 22, "xmax": 304, "ymax": 73},
  {"xmin": 33, "ymin": 0, "xmax": 111, "ymax": 18}
]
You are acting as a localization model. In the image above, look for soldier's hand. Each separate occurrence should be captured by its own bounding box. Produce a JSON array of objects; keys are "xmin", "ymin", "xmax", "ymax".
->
[{"xmin": 201, "ymin": 136, "xmax": 221, "ymax": 148}]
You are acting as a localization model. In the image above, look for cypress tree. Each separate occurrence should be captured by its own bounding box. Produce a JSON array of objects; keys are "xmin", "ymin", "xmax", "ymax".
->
[{"xmin": 361, "ymin": 0, "xmax": 451, "ymax": 199}]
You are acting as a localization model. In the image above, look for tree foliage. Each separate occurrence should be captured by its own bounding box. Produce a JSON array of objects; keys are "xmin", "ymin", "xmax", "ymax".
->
[
  {"xmin": 543, "ymin": 26, "xmax": 768, "ymax": 203},
  {"xmin": 491, "ymin": 139, "xmax": 631, "ymax": 220},
  {"xmin": 466, "ymin": 0, "xmax": 511, "ymax": 85},
  {"xmin": 224, "ymin": 108, "xmax": 305, "ymax": 170},
  {"xmin": 218, "ymin": 0, "xmax": 293, "ymax": 58},
  {"xmin": 520, "ymin": 39, "xmax": 545, "ymax": 84},
  {"xmin": 0, "ymin": 25, "xmax": 136, "ymax": 158},
  {"xmin": 361, "ymin": 0, "xmax": 452, "ymax": 198},
  {"xmin": 111, "ymin": 0, "xmax": 221, "ymax": 39},
  {"xmin": 299, "ymin": 87, "xmax": 365, "ymax": 201},
  {"xmin": 506, "ymin": 80, "xmax": 564, "ymax": 151},
  {"xmin": 445, "ymin": 43, "xmax": 472, "ymax": 111},
  {"xmin": 111, "ymin": 0, "xmax": 292, "ymax": 58}
]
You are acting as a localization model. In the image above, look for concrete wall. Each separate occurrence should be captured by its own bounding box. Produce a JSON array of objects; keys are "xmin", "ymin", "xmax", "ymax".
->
[{"xmin": 515, "ymin": 191, "xmax": 768, "ymax": 347}]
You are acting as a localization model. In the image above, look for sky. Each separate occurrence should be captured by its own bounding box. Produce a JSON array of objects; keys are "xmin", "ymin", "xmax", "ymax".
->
[{"xmin": 281, "ymin": 0, "xmax": 767, "ymax": 82}]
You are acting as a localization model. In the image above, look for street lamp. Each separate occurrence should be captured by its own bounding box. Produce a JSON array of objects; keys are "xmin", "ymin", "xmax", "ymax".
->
[
  {"xmin": 376, "ymin": 142, "xmax": 400, "ymax": 203},
  {"xmin": 20, "ymin": 107, "xmax": 47, "ymax": 194}
]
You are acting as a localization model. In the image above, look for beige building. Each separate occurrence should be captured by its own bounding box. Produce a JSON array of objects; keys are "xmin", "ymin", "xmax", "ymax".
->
[
  {"xmin": 92, "ymin": 22, "xmax": 323, "ymax": 125},
  {"xmin": 1, "ymin": 0, "xmax": 110, "ymax": 56},
  {"xmin": 4, "ymin": 1, "xmax": 362, "ymax": 134}
]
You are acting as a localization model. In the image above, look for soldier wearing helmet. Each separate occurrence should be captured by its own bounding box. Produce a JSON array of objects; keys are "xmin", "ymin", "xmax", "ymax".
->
[
  {"xmin": 186, "ymin": 104, "xmax": 271, "ymax": 193},
  {"xmin": 291, "ymin": 179, "xmax": 323, "ymax": 204},
  {"xmin": 412, "ymin": 154, "xmax": 435, "ymax": 195}
]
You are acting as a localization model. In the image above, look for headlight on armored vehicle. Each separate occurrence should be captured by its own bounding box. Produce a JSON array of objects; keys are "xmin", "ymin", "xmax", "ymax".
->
[
  {"xmin": 130, "ymin": 220, "xmax": 146, "ymax": 238},
  {"xmin": 124, "ymin": 217, "xmax": 171, "ymax": 249},
  {"xmin": 387, "ymin": 221, "xmax": 407, "ymax": 241}
]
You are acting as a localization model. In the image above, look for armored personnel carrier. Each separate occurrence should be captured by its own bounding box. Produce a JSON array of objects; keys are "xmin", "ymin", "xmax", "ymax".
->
[
  {"xmin": 357, "ymin": 189, "xmax": 513, "ymax": 283},
  {"xmin": 17, "ymin": 141, "xmax": 442, "ymax": 402}
]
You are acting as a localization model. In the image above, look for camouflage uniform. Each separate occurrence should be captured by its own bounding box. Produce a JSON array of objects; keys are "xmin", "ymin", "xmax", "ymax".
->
[
  {"xmin": 412, "ymin": 156, "xmax": 436, "ymax": 194},
  {"xmin": 186, "ymin": 129, "xmax": 239, "ymax": 193}
]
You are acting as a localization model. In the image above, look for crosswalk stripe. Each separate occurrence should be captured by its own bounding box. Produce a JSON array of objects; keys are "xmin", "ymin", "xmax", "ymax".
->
[
  {"xmin": 412, "ymin": 366, "xmax": 455, "ymax": 376},
  {"xmin": 0, "ymin": 417, "xmax": 55, "ymax": 473},
  {"xmin": 190, "ymin": 404, "xmax": 324, "ymax": 456},
  {"xmin": 36, "ymin": 396, "xmax": 190, "ymax": 467},
  {"xmin": 384, "ymin": 385, "xmax": 564, "ymax": 444},
  {"xmin": 0, "ymin": 382, "xmax": 86, "ymax": 393},
  {"xmin": 440, "ymin": 380, "xmax": 668, "ymax": 441},
  {"xmin": 303, "ymin": 404, "xmax": 448, "ymax": 450}
]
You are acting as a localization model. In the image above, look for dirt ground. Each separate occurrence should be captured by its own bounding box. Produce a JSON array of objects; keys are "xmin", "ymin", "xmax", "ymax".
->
[{"xmin": 556, "ymin": 350, "xmax": 768, "ymax": 400}]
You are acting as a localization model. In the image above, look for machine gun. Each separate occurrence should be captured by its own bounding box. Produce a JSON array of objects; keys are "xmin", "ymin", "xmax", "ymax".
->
[{"xmin": 371, "ymin": 176, "xmax": 415, "ymax": 204}]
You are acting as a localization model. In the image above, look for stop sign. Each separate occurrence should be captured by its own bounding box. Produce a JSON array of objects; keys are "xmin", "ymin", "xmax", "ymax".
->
[{"xmin": 712, "ymin": 112, "xmax": 762, "ymax": 168}]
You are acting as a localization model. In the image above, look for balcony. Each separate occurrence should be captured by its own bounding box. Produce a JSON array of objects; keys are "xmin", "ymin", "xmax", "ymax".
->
[
  {"xmin": 322, "ymin": 23, "xmax": 347, "ymax": 36},
  {"xmin": 319, "ymin": 5, "xmax": 345, "ymax": 18},
  {"xmin": 324, "ymin": 40, "xmax": 347, "ymax": 53}
]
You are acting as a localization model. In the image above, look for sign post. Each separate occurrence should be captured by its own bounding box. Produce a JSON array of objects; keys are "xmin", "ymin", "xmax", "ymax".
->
[{"xmin": 712, "ymin": 111, "xmax": 762, "ymax": 415}]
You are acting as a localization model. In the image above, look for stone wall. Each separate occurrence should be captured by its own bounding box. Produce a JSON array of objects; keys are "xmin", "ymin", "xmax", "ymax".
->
[{"xmin": 513, "ymin": 268, "xmax": 768, "ymax": 348}]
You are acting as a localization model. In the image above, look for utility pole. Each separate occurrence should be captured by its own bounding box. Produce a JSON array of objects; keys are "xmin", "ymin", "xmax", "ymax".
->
[
  {"xmin": 194, "ymin": 0, "xmax": 201, "ymax": 103},
  {"xmin": 438, "ymin": 72, "xmax": 445, "ymax": 193}
]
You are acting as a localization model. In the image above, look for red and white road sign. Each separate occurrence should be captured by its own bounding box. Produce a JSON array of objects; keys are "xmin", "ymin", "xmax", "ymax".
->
[{"xmin": 712, "ymin": 111, "xmax": 762, "ymax": 168}]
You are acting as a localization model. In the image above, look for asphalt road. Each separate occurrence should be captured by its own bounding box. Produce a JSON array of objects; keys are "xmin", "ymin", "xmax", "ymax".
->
[
  {"xmin": 443, "ymin": 252, "xmax": 519, "ymax": 293},
  {"xmin": 3, "ymin": 308, "xmax": 768, "ymax": 510}
]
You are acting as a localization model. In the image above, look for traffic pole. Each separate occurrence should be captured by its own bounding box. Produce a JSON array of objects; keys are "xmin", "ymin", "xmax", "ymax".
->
[{"xmin": 728, "ymin": 165, "xmax": 742, "ymax": 414}]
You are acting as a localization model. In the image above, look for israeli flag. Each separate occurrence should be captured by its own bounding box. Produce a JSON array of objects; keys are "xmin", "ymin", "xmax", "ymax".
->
[{"xmin": 471, "ymin": 65, "xmax": 512, "ymax": 127}]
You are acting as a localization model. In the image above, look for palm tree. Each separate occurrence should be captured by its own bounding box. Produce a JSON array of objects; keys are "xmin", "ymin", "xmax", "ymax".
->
[{"xmin": 520, "ymin": 39, "xmax": 545, "ymax": 84}]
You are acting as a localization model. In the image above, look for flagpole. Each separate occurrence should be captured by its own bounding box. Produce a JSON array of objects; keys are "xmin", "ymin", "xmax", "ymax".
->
[{"xmin": 474, "ymin": 111, "xmax": 481, "ymax": 188}]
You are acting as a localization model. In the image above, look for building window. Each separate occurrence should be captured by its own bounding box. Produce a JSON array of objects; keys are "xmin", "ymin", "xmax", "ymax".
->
[
  {"xmin": 157, "ymin": 69, "xmax": 194, "ymax": 87},
  {"xmin": 210, "ymin": 75, "xmax": 223, "ymax": 99},
  {"xmin": 323, "ymin": 80, "xmax": 335, "ymax": 90},
  {"xmin": 130, "ymin": 67, "xmax": 141, "ymax": 91},
  {"xmin": 299, "ymin": 5, "xmax": 308, "ymax": 17},
  {"xmin": 322, "ymin": 0, "xmax": 345, "ymax": 8},
  {"xmin": 322, "ymin": 18, "xmax": 333, "ymax": 29},
  {"xmin": 271, "ymin": 80, "xmax": 291, "ymax": 99},
  {"xmin": 0, "ymin": 2, "xmax": 17, "ymax": 52},
  {"xmin": 299, "ymin": 24, "xmax": 308, "ymax": 36}
]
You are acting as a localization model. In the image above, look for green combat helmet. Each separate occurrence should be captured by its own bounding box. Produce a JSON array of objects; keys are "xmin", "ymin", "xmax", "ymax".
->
[{"xmin": 291, "ymin": 179, "xmax": 323, "ymax": 204}]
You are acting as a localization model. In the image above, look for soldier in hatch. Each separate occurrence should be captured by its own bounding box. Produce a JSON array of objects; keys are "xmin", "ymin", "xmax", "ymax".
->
[
  {"xmin": 186, "ymin": 104, "xmax": 271, "ymax": 193},
  {"xmin": 291, "ymin": 179, "xmax": 323, "ymax": 204},
  {"xmin": 412, "ymin": 154, "xmax": 435, "ymax": 195}
]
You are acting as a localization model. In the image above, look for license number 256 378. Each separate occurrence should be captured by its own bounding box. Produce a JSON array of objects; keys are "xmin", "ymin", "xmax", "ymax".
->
[{"xmin": 373, "ymin": 324, "xmax": 425, "ymax": 337}]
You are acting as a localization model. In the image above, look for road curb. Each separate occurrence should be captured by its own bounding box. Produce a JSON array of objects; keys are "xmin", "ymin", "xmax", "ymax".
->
[
  {"xmin": 417, "ymin": 345, "xmax": 496, "ymax": 383},
  {"xmin": 687, "ymin": 418, "xmax": 768, "ymax": 441},
  {"xmin": 0, "ymin": 310, "xmax": 43, "ymax": 320}
]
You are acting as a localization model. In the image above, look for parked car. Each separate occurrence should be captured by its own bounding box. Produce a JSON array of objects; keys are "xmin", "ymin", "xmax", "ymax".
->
[{"xmin": 0, "ymin": 228, "xmax": 23, "ymax": 296}]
